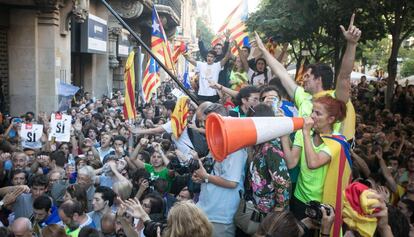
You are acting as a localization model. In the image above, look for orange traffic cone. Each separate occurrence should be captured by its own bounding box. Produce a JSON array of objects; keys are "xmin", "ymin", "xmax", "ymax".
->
[{"xmin": 206, "ymin": 113, "xmax": 304, "ymax": 161}]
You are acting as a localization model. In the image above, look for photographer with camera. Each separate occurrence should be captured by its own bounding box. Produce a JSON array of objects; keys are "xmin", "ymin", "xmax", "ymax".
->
[
  {"xmin": 254, "ymin": 203, "xmax": 335, "ymax": 237},
  {"xmin": 192, "ymin": 103, "xmax": 248, "ymax": 237}
]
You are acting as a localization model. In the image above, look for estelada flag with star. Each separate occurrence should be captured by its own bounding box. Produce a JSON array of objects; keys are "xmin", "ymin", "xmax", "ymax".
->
[
  {"xmin": 141, "ymin": 7, "xmax": 175, "ymax": 103},
  {"xmin": 171, "ymin": 96, "xmax": 189, "ymax": 139}
]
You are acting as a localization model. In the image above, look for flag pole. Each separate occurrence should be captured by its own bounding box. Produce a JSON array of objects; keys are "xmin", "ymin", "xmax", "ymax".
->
[{"xmin": 99, "ymin": 0, "xmax": 199, "ymax": 105}]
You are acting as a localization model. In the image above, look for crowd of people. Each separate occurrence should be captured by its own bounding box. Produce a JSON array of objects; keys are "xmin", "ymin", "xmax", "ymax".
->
[{"xmin": 0, "ymin": 13, "xmax": 412, "ymax": 237}]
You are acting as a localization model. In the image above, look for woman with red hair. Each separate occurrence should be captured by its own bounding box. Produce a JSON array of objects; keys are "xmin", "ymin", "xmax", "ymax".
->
[{"xmin": 282, "ymin": 95, "xmax": 349, "ymax": 237}]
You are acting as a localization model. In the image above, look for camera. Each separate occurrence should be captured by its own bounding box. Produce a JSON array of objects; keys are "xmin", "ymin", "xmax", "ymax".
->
[
  {"xmin": 168, "ymin": 156, "xmax": 215, "ymax": 175},
  {"xmin": 144, "ymin": 220, "xmax": 167, "ymax": 237},
  {"xmin": 305, "ymin": 201, "xmax": 332, "ymax": 221}
]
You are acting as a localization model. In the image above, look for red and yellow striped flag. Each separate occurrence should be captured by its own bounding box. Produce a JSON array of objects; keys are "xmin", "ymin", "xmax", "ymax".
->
[
  {"xmin": 295, "ymin": 58, "xmax": 309, "ymax": 86},
  {"xmin": 172, "ymin": 41, "xmax": 187, "ymax": 64},
  {"xmin": 171, "ymin": 96, "xmax": 189, "ymax": 139},
  {"xmin": 123, "ymin": 51, "xmax": 136, "ymax": 119},
  {"xmin": 211, "ymin": 1, "xmax": 249, "ymax": 56},
  {"xmin": 211, "ymin": 1, "xmax": 242, "ymax": 46}
]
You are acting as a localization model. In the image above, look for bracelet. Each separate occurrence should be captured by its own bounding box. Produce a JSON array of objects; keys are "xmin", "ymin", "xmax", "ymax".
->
[{"xmin": 321, "ymin": 233, "xmax": 330, "ymax": 237}]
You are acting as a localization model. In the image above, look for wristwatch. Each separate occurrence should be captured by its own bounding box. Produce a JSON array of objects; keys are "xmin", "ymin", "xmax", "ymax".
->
[{"xmin": 204, "ymin": 174, "xmax": 210, "ymax": 183}]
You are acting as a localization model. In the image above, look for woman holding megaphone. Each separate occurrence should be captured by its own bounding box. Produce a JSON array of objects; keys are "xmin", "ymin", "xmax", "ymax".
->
[{"xmin": 282, "ymin": 95, "xmax": 350, "ymax": 237}]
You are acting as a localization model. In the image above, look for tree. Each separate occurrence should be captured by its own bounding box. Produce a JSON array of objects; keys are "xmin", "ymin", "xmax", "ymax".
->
[
  {"xmin": 359, "ymin": 38, "xmax": 391, "ymax": 71},
  {"xmin": 247, "ymin": 0, "xmax": 386, "ymax": 78},
  {"xmin": 196, "ymin": 17, "xmax": 214, "ymax": 49},
  {"xmin": 401, "ymin": 59, "xmax": 414, "ymax": 77},
  {"xmin": 366, "ymin": 0, "xmax": 414, "ymax": 108}
]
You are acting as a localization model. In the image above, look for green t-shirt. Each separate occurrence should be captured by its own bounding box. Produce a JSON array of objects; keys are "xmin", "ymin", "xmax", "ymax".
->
[
  {"xmin": 144, "ymin": 163, "xmax": 174, "ymax": 191},
  {"xmin": 293, "ymin": 131, "xmax": 332, "ymax": 203},
  {"xmin": 294, "ymin": 87, "xmax": 342, "ymax": 133},
  {"xmin": 65, "ymin": 227, "xmax": 80, "ymax": 237}
]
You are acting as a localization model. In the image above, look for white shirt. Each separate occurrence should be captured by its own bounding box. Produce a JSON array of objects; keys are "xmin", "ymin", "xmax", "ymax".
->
[
  {"xmin": 97, "ymin": 147, "xmax": 115, "ymax": 162},
  {"xmin": 247, "ymin": 68, "xmax": 272, "ymax": 86},
  {"xmin": 196, "ymin": 61, "xmax": 222, "ymax": 96},
  {"xmin": 162, "ymin": 121, "xmax": 194, "ymax": 159}
]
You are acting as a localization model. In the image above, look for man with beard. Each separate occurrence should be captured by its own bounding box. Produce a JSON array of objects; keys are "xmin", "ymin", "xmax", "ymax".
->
[{"xmin": 58, "ymin": 200, "xmax": 83, "ymax": 237}]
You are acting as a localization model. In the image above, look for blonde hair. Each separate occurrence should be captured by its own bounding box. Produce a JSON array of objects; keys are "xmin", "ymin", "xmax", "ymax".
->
[
  {"xmin": 163, "ymin": 201, "xmax": 213, "ymax": 237},
  {"xmin": 113, "ymin": 181, "xmax": 132, "ymax": 200}
]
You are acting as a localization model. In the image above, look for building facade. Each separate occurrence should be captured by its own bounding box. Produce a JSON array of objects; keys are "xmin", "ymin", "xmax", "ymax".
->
[{"xmin": 0, "ymin": 0, "xmax": 182, "ymax": 115}]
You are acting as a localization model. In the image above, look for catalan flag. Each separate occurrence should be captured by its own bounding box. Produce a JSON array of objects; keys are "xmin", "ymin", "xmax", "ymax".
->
[
  {"xmin": 295, "ymin": 58, "xmax": 309, "ymax": 86},
  {"xmin": 211, "ymin": 0, "xmax": 249, "ymax": 55},
  {"xmin": 343, "ymin": 182, "xmax": 379, "ymax": 237},
  {"xmin": 265, "ymin": 38, "xmax": 278, "ymax": 57},
  {"xmin": 172, "ymin": 41, "xmax": 187, "ymax": 65},
  {"xmin": 141, "ymin": 7, "xmax": 175, "ymax": 103},
  {"xmin": 321, "ymin": 134, "xmax": 352, "ymax": 237},
  {"xmin": 123, "ymin": 51, "xmax": 136, "ymax": 119},
  {"xmin": 171, "ymin": 96, "xmax": 189, "ymax": 138}
]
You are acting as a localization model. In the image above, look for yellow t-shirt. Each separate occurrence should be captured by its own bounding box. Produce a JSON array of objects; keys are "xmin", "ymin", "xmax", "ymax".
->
[{"xmin": 294, "ymin": 87, "xmax": 342, "ymax": 133}]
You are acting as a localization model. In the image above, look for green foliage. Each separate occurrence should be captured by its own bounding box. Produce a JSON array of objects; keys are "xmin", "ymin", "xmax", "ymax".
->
[
  {"xmin": 401, "ymin": 59, "xmax": 414, "ymax": 77},
  {"xmin": 196, "ymin": 17, "xmax": 214, "ymax": 47},
  {"xmin": 246, "ymin": 0, "xmax": 386, "ymax": 76},
  {"xmin": 359, "ymin": 38, "xmax": 391, "ymax": 70}
]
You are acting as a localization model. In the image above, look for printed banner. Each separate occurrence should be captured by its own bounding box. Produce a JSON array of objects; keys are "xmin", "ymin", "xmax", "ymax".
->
[
  {"xmin": 20, "ymin": 123, "xmax": 43, "ymax": 149},
  {"xmin": 49, "ymin": 113, "xmax": 72, "ymax": 142}
]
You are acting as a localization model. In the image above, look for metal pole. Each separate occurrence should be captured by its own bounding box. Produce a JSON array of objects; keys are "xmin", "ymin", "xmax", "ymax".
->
[{"xmin": 100, "ymin": 0, "xmax": 199, "ymax": 105}]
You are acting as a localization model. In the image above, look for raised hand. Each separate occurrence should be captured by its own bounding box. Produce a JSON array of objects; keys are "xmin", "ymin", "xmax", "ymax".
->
[
  {"xmin": 340, "ymin": 13, "xmax": 361, "ymax": 44},
  {"xmin": 74, "ymin": 118, "xmax": 82, "ymax": 132},
  {"xmin": 152, "ymin": 142, "xmax": 162, "ymax": 152},
  {"xmin": 139, "ymin": 179, "xmax": 149, "ymax": 191},
  {"xmin": 376, "ymin": 185, "xmax": 390, "ymax": 203},
  {"xmin": 124, "ymin": 198, "xmax": 148, "ymax": 220},
  {"xmin": 3, "ymin": 186, "xmax": 27, "ymax": 207},
  {"xmin": 224, "ymin": 29, "xmax": 231, "ymax": 40},
  {"xmin": 254, "ymin": 31, "xmax": 267, "ymax": 52},
  {"xmin": 139, "ymin": 138, "xmax": 149, "ymax": 147},
  {"xmin": 0, "ymin": 152, "xmax": 11, "ymax": 162},
  {"xmin": 366, "ymin": 191, "xmax": 386, "ymax": 219}
]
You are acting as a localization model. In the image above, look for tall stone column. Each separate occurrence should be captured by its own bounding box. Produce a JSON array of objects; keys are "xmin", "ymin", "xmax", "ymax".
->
[
  {"xmin": 37, "ymin": 10, "xmax": 60, "ymax": 113},
  {"xmin": 8, "ymin": 10, "xmax": 38, "ymax": 115}
]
